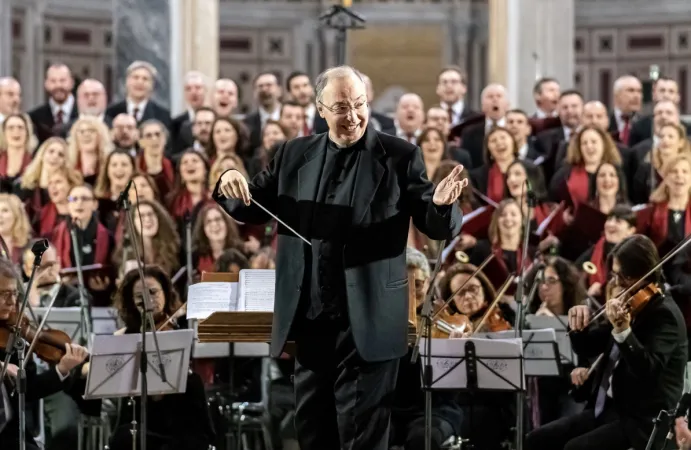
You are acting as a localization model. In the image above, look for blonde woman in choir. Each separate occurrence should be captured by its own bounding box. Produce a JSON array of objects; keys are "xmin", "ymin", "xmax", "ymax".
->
[
  {"xmin": 0, "ymin": 113, "xmax": 34, "ymax": 190},
  {"xmin": 17, "ymin": 136, "xmax": 70, "ymax": 217},
  {"xmin": 137, "ymin": 119, "xmax": 175, "ymax": 195},
  {"xmin": 66, "ymin": 116, "xmax": 112, "ymax": 185},
  {"xmin": 36, "ymin": 167, "xmax": 83, "ymax": 238},
  {"xmin": 0, "ymin": 193, "xmax": 31, "ymax": 264}
]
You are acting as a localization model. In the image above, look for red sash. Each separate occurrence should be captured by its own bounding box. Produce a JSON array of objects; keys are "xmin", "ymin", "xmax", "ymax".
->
[
  {"xmin": 53, "ymin": 220, "xmax": 110, "ymax": 268},
  {"xmin": 0, "ymin": 151, "xmax": 31, "ymax": 177},
  {"xmin": 39, "ymin": 202, "xmax": 59, "ymax": 238},
  {"xmin": 566, "ymin": 165, "xmax": 590, "ymax": 207},
  {"xmin": 197, "ymin": 254, "xmax": 216, "ymax": 274},
  {"xmin": 649, "ymin": 201, "xmax": 691, "ymax": 247},
  {"xmin": 168, "ymin": 188, "xmax": 210, "ymax": 220},
  {"xmin": 138, "ymin": 156, "xmax": 175, "ymax": 194},
  {"xmin": 487, "ymin": 163, "xmax": 505, "ymax": 204},
  {"xmin": 588, "ymin": 237, "xmax": 607, "ymax": 286}
]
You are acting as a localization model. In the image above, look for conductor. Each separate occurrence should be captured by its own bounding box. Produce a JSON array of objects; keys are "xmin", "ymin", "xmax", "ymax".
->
[{"xmin": 214, "ymin": 65, "xmax": 466, "ymax": 450}]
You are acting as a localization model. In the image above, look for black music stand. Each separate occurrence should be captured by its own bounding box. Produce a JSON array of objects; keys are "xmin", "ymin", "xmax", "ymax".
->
[{"xmin": 420, "ymin": 338, "xmax": 525, "ymax": 449}]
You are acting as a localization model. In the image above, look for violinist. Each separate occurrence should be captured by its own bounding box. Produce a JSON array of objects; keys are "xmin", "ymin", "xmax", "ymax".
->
[
  {"xmin": 0, "ymin": 257, "xmax": 89, "ymax": 450},
  {"xmin": 438, "ymin": 263, "xmax": 515, "ymax": 450},
  {"xmin": 21, "ymin": 242, "xmax": 81, "ymax": 308},
  {"xmin": 525, "ymin": 234, "xmax": 688, "ymax": 450},
  {"xmin": 575, "ymin": 205, "xmax": 636, "ymax": 300},
  {"xmin": 390, "ymin": 247, "xmax": 462, "ymax": 450},
  {"xmin": 79, "ymin": 265, "xmax": 214, "ymax": 450}
]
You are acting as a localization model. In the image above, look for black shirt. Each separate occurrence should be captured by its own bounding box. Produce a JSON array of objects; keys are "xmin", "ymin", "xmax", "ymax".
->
[{"xmin": 69, "ymin": 215, "xmax": 99, "ymax": 267}]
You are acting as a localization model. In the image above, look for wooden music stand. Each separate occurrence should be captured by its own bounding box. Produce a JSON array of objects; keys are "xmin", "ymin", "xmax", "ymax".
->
[{"xmin": 197, "ymin": 271, "xmax": 418, "ymax": 347}]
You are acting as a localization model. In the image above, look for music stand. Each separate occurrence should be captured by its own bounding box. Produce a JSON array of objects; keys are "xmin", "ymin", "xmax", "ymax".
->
[
  {"xmin": 34, "ymin": 307, "xmax": 120, "ymax": 341},
  {"xmin": 526, "ymin": 314, "xmax": 578, "ymax": 366},
  {"xmin": 83, "ymin": 329, "xmax": 194, "ymax": 399},
  {"xmin": 482, "ymin": 329, "xmax": 562, "ymax": 377}
]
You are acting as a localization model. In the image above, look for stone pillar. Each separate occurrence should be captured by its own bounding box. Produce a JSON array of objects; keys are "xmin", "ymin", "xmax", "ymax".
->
[
  {"xmin": 170, "ymin": 0, "xmax": 219, "ymax": 114},
  {"xmin": 114, "ymin": 0, "xmax": 172, "ymax": 108},
  {"xmin": 0, "ymin": 1, "xmax": 12, "ymax": 77},
  {"xmin": 487, "ymin": 0, "xmax": 574, "ymax": 111},
  {"xmin": 21, "ymin": 0, "xmax": 46, "ymax": 108}
]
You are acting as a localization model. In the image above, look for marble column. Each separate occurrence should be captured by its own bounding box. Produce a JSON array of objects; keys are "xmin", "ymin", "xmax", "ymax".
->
[
  {"xmin": 21, "ymin": 0, "xmax": 46, "ymax": 109},
  {"xmin": 114, "ymin": 0, "xmax": 171, "ymax": 108},
  {"xmin": 488, "ymin": 0, "xmax": 574, "ymax": 111},
  {"xmin": 0, "ymin": 1, "xmax": 12, "ymax": 77},
  {"xmin": 170, "ymin": 0, "xmax": 219, "ymax": 114}
]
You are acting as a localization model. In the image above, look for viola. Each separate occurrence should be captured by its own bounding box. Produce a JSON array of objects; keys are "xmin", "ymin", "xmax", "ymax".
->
[{"xmin": 0, "ymin": 312, "xmax": 73, "ymax": 364}]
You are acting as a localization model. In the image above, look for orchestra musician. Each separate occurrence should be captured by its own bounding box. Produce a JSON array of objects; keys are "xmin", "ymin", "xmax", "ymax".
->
[
  {"xmin": 78, "ymin": 265, "xmax": 214, "ymax": 450},
  {"xmin": 214, "ymin": 65, "xmax": 466, "ymax": 450},
  {"xmin": 525, "ymin": 234, "xmax": 688, "ymax": 450},
  {"xmin": 0, "ymin": 257, "xmax": 89, "ymax": 450}
]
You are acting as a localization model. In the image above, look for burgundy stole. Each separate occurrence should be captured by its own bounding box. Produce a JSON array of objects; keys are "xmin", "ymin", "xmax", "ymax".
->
[
  {"xmin": 198, "ymin": 254, "xmax": 216, "ymax": 274},
  {"xmin": 487, "ymin": 163, "xmax": 505, "ymax": 204},
  {"xmin": 0, "ymin": 151, "xmax": 31, "ymax": 177},
  {"xmin": 532, "ymin": 203, "xmax": 551, "ymax": 227},
  {"xmin": 138, "ymin": 156, "xmax": 175, "ymax": 195},
  {"xmin": 168, "ymin": 189, "xmax": 204, "ymax": 220},
  {"xmin": 588, "ymin": 237, "xmax": 607, "ymax": 286},
  {"xmin": 649, "ymin": 201, "xmax": 691, "ymax": 247},
  {"xmin": 566, "ymin": 165, "xmax": 590, "ymax": 207},
  {"xmin": 39, "ymin": 202, "xmax": 59, "ymax": 238},
  {"xmin": 493, "ymin": 244, "xmax": 529, "ymax": 275},
  {"xmin": 53, "ymin": 220, "xmax": 111, "ymax": 268}
]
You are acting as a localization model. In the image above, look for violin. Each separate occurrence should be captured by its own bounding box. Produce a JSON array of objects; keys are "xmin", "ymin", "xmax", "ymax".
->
[
  {"xmin": 155, "ymin": 303, "xmax": 187, "ymax": 331},
  {"xmin": 0, "ymin": 312, "xmax": 73, "ymax": 364},
  {"xmin": 426, "ymin": 299, "xmax": 472, "ymax": 338}
]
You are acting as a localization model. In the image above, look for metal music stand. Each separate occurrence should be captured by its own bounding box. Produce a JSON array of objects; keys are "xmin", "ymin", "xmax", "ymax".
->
[
  {"xmin": 481, "ymin": 329, "xmax": 562, "ymax": 377},
  {"xmin": 319, "ymin": 4, "xmax": 366, "ymax": 66}
]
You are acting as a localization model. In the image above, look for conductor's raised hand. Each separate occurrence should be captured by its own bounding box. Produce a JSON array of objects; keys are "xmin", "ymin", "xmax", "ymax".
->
[
  {"xmin": 219, "ymin": 170, "xmax": 251, "ymax": 206},
  {"xmin": 433, "ymin": 164, "xmax": 469, "ymax": 206}
]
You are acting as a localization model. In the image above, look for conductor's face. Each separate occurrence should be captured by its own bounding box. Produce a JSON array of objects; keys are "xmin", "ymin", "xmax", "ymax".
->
[{"xmin": 318, "ymin": 73, "xmax": 369, "ymax": 147}]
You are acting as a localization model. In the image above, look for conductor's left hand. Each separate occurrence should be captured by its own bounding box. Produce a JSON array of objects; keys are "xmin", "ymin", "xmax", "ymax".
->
[{"xmin": 433, "ymin": 164, "xmax": 469, "ymax": 206}]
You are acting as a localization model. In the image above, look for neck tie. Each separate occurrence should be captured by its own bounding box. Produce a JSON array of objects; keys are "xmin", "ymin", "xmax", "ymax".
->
[
  {"xmin": 55, "ymin": 110, "xmax": 64, "ymax": 126},
  {"xmin": 446, "ymin": 105, "xmax": 454, "ymax": 124},
  {"xmin": 594, "ymin": 344, "xmax": 620, "ymax": 417},
  {"xmin": 620, "ymin": 116, "xmax": 631, "ymax": 145},
  {"xmin": 302, "ymin": 121, "xmax": 311, "ymax": 137},
  {"xmin": 133, "ymin": 107, "xmax": 140, "ymax": 122}
]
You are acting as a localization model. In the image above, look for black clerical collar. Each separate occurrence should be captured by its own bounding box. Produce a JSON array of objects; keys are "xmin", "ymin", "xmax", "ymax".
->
[{"xmin": 327, "ymin": 135, "xmax": 365, "ymax": 152}]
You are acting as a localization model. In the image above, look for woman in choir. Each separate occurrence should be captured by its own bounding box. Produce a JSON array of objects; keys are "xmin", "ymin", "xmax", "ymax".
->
[
  {"xmin": 470, "ymin": 126, "xmax": 520, "ymax": 204},
  {"xmin": 166, "ymin": 150, "xmax": 210, "ymax": 222},
  {"xmin": 137, "ymin": 119, "xmax": 175, "ymax": 196},
  {"xmin": 66, "ymin": 116, "xmax": 112, "ymax": 185},
  {"xmin": 419, "ymin": 126, "xmax": 449, "ymax": 181},
  {"xmin": 524, "ymin": 257, "xmax": 589, "ymax": 427},
  {"xmin": 576, "ymin": 204, "xmax": 636, "ymax": 298},
  {"xmin": 248, "ymin": 119, "xmax": 287, "ymax": 177},
  {"xmin": 82, "ymin": 266, "xmax": 215, "ymax": 450},
  {"xmin": 632, "ymin": 122, "xmax": 691, "ymax": 204},
  {"xmin": 192, "ymin": 203, "xmax": 243, "ymax": 274},
  {"xmin": 0, "ymin": 193, "xmax": 31, "ymax": 264},
  {"xmin": 589, "ymin": 162, "xmax": 629, "ymax": 215},
  {"xmin": 113, "ymin": 199, "xmax": 180, "ymax": 276},
  {"xmin": 36, "ymin": 167, "xmax": 84, "ymax": 238},
  {"xmin": 208, "ymin": 153, "xmax": 249, "ymax": 191},
  {"xmin": 549, "ymin": 126, "xmax": 621, "ymax": 206},
  {"xmin": 94, "ymin": 149, "xmax": 136, "ymax": 201},
  {"xmin": 0, "ymin": 113, "xmax": 34, "ymax": 191},
  {"xmin": 206, "ymin": 116, "xmax": 250, "ymax": 164},
  {"xmin": 128, "ymin": 172, "xmax": 159, "ymax": 203},
  {"xmin": 16, "ymin": 136, "xmax": 69, "ymax": 218}
]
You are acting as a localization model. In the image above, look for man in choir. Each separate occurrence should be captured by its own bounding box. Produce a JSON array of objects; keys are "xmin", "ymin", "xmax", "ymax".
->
[
  {"xmin": 506, "ymin": 109, "xmax": 542, "ymax": 162},
  {"xmin": 28, "ymin": 63, "xmax": 78, "ymax": 145},
  {"xmin": 436, "ymin": 66, "xmax": 475, "ymax": 126},
  {"xmin": 628, "ymin": 76, "xmax": 687, "ymax": 146},
  {"xmin": 394, "ymin": 93, "xmax": 425, "ymax": 144},
  {"xmin": 189, "ymin": 106, "xmax": 216, "ymax": 153},
  {"xmin": 61, "ymin": 79, "xmax": 110, "ymax": 137},
  {"xmin": 212, "ymin": 78, "xmax": 239, "ymax": 118},
  {"xmin": 0, "ymin": 77, "xmax": 21, "ymax": 124},
  {"xmin": 105, "ymin": 60, "xmax": 172, "ymax": 129},
  {"xmin": 112, "ymin": 113, "xmax": 140, "ymax": 156},
  {"xmin": 359, "ymin": 72, "xmax": 395, "ymax": 133},
  {"xmin": 608, "ymin": 75, "xmax": 642, "ymax": 145},
  {"xmin": 425, "ymin": 105, "xmax": 472, "ymax": 168},
  {"xmin": 286, "ymin": 71, "xmax": 316, "ymax": 135},
  {"xmin": 459, "ymin": 83, "xmax": 509, "ymax": 168},
  {"xmin": 214, "ymin": 65, "xmax": 465, "ymax": 450},
  {"xmin": 278, "ymin": 101, "xmax": 306, "ymax": 140},
  {"xmin": 171, "ymin": 71, "xmax": 208, "ymax": 142},
  {"xmin": 243, "ymin": 71, "xmax": 282, "ymax": 150},
  {"xmin": 536, "ymin": 89, "xmax": 584, "ymax": 166},
  {"xmin": 630, "ymin": 99, "xmax": 681, "ymax": 160},
  {"xmin": 532, "ymin": 77, "xmax": 561, "ymax": 118}
]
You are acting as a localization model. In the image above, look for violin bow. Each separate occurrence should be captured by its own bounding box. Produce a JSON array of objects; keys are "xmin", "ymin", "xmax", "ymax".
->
[{"xmin": 471, "ymin": 274, "xmax": 513, "ymax": 336}]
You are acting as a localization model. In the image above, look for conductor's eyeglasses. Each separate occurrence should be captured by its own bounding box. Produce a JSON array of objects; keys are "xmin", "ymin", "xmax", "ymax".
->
[{"xmin": 319, "ymin": 100, "xmax": 367, "ymax": 116}]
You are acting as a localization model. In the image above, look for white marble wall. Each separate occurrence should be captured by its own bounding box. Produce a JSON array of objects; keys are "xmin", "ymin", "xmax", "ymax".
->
[{"xmin": 113, "ymin": 0, "xmax": 171, "ymax": 107}]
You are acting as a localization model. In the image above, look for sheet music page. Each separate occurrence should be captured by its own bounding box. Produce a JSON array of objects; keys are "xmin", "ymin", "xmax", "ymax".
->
[
  {"xmin": 238, "ymin": 269, "xmax": 275, "ymax": 311},
  {"xmin": 187, "ymin": 282, "xmax": 235, "ymax": 320},
  {"xmin": 485, "ymin": 329, "xmax": 560, "ymax": 376},
  {"xmin": 526, "ymin": 315, "xmax": 577, "ymax": 365}
]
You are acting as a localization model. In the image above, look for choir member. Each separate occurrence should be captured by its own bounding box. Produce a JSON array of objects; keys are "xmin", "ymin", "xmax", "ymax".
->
[
  {"xmin": 0, "ymin": 113, "xmax": 34, "ymax": 191},
  {"xmin": 393, "ymin": 93, "xmax": 425, "ymax": 144},
  {"xmin": 37, "ymin": 167, "xmax": 83, "ymax": 238},
  {"xmin": 549, "ymin": 126, "xmax": 622, "ymax": 206},
  {"xmin": 192, "ymin": 203, "xmax": 244, "ymax": 273},
  {"xmin": 129, "ymin": 172, "xmax": 159, "ymax": 203},
  {"xmin": 576, "ymin": 204, "xmax": 636, "ymax": 298},
  {"xmin": 470, "ymin": 126, "xmax": 520, "ymax": 204},
  {"xmin": 419, "ymin": 126, "xmax": 449, "ymax": 181},
  {"xmin": 94, "ymin": 149, "xmax": 135, "ymax": 202},
  {"xmin": 28, "ymin": 63, "xmax": 78, "ymax": 145},
  {"xmin": 208, "ymin": 153, "xmax": 249, "ymax": 191},
  {"xmin": 505, "ymin": 159, "xmax": 551, "ymax": 226},
  {"xmin": 166, "ymin": 149, "xmax": 210, "ymax": 223},
  {"xmin": 137, "ymin": 119, "xmax": 175, "ymax": 196},
  {"xmin": 431, "ymin": 160, "xmax": 476, "ymax": 214},
  {"xmin": 505, "ymin": 109, "xmax": 543, "ymax": 162},
  {"xmin": 16, "ymin": 136, "xmax": 69, "ymax": 218},
  {"xmin": 113, "ymin": 199, "xmax": 180, "ymax": 275},
  {"xmin": 247, "ymin": 119, "xmax": 288, "ymax": 177},
  {"xmin": 278, "ymin": 100, "xmax": 306, "ymax": 140},
  {"xmin": 608, "ymin": 75, "xmax": 643, "ymax": 144},
  {"xmin": 460, "ymin": 83, "xmax": 509, "ymax": 169},
  {"xmin": 0, "ymin": 192, "xmax": 31, "ymax": 264},
  {"xmin": 437, "ymin": 66, "xmax": 475, "ymax": 126},
  {"xmin": 66, "ymin": 116, "xmax": 112, "ymax": 185},
  {"xmin": 207, "ymin": 116, "xmax": 250, "ymax": 164},
  {"xmin": 590, "ymin": 162, "xmax": 629, "ymax": 215},
  {"xmin": 215, "ymin": 248, "xmax": 250, "ymax": 273},
  {"xmin": 243, "ymin": 72, "xmax": 281, "ymax": 150},
  {"xmin": 631, "ymin": 122, "xmax": 690, "ymax": 204}
]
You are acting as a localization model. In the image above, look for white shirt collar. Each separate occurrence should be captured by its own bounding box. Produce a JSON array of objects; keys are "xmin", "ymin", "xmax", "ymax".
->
[
  {"xmin": 0, "ymin": 113, "xmax": 5, "ymax": 124},
  {"xmin": 534, "ymin": 108, "xmax": 557, "ymax": 119},
  {"xmin": 259, "ymin": 106, "xmax": 280, "ymax": 126},
  {"xmin": 563, "ymin": 126, "xmax": 573, "ymax": 141},
  {"xmin": 394, "ymin": 122, "xmax": 422, "ymax": 143},
  {"xmin": 518, "ymin": 142, "xmax": 529, "ymax": 160},
  {"xmin": 187, "ymin": 108, "xmax": 196, "ymax": 122},
  {"xmin": 79, "ymin": 112, "xmax": 104, "ymax": 122},
  {"xmin": 49, "ymin": 95, "xmax": 75, "ymax": 118},
  {"xmin": 127, "ymin": 98, "xmax": 149, "ymax": 121},
  {"xmin": 485, "ymin": 117, "xmax": 506, "ymax": 131}
]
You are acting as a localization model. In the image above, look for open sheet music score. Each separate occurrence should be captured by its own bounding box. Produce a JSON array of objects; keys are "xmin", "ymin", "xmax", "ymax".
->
[
  {"xmin": 187, "ymin": 269, "xmax": 276, "ymax": 319},
  {"xmin": 419, "ymin": 337, "xmax": 524, "ymax": 391},
  {"xmin": 525, "ymin": 315, "xmax": 577, "ymax": 366},
  {"xmin": 33, "ymin": 307, "xmax": 120, "ymax": 339},
  {"xmin": 479, "ymin": 329, "xmax": 561, "ymax": 376}
]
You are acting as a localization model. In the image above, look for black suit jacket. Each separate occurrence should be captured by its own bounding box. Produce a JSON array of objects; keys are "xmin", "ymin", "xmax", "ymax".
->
[
  {"xmin": 460, "ymin": 123, "xmax": 486, "ymax": 169},
  {"xmin": 570, "ymin": 293, "xmax": 687, "ymax": 450},
  {"xmin": 105, "ymin": 100, "xmax": 172, "ymax": 130},
  {"xmin": 213, "ymin": 126, "xmax": 463, "ymax": 361},
  {"xmin": 171, "ymin": 111, "xmax": 190, "ymax": 142},
  {"xmin": 628, "ymin": 115, "xmax": 691, "ymax": 148},
  {"xmin": 28, "ymin": 103, "xmax": 79, "ymax": 145},
  {"xmin": 243, "ymin": 112, "xmax": 263, "ymax": 152}
]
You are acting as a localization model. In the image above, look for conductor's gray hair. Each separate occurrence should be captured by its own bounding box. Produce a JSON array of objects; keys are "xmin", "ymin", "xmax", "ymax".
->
[
  {"xmin": 314, "ymin": 66, "xmax": 363, "ymax": 103},
  {"xmin": 406, "ymin": 247, "xmax": 431, "ymax": 279}
]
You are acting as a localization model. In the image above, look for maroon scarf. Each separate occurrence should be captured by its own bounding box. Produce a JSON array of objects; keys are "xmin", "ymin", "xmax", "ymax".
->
[
  {"xmin": 138, "ymin": 156, "xmax": 175, "ymax": 194},
  {"xmin": 53, "ymin": 220, "xmax": 110, "ymax": 268},
  {"xmin": 0, "ymin": 151, "xmax": 31, "ymax": 177},
  {"xmin": 39, "ymin": 202, "xmax": 60, "ymax": 238},
  {"xmin": 487, "ymin": 163, "xmax": 505, "ymax": 204},
  {"xmin": 589, "ymin": 237, "xmax": 607, "ymax": 287},
  {"xmin": 198, "ymin": 254, "xmax": 216, "ymax": 274},
  {"xmin": 649, "ymin": 201, "xmax": 691, "ymax": 247},
  {"xmin": 566, "ymin": 165, "xmax": 590, "ymax": 207}
]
